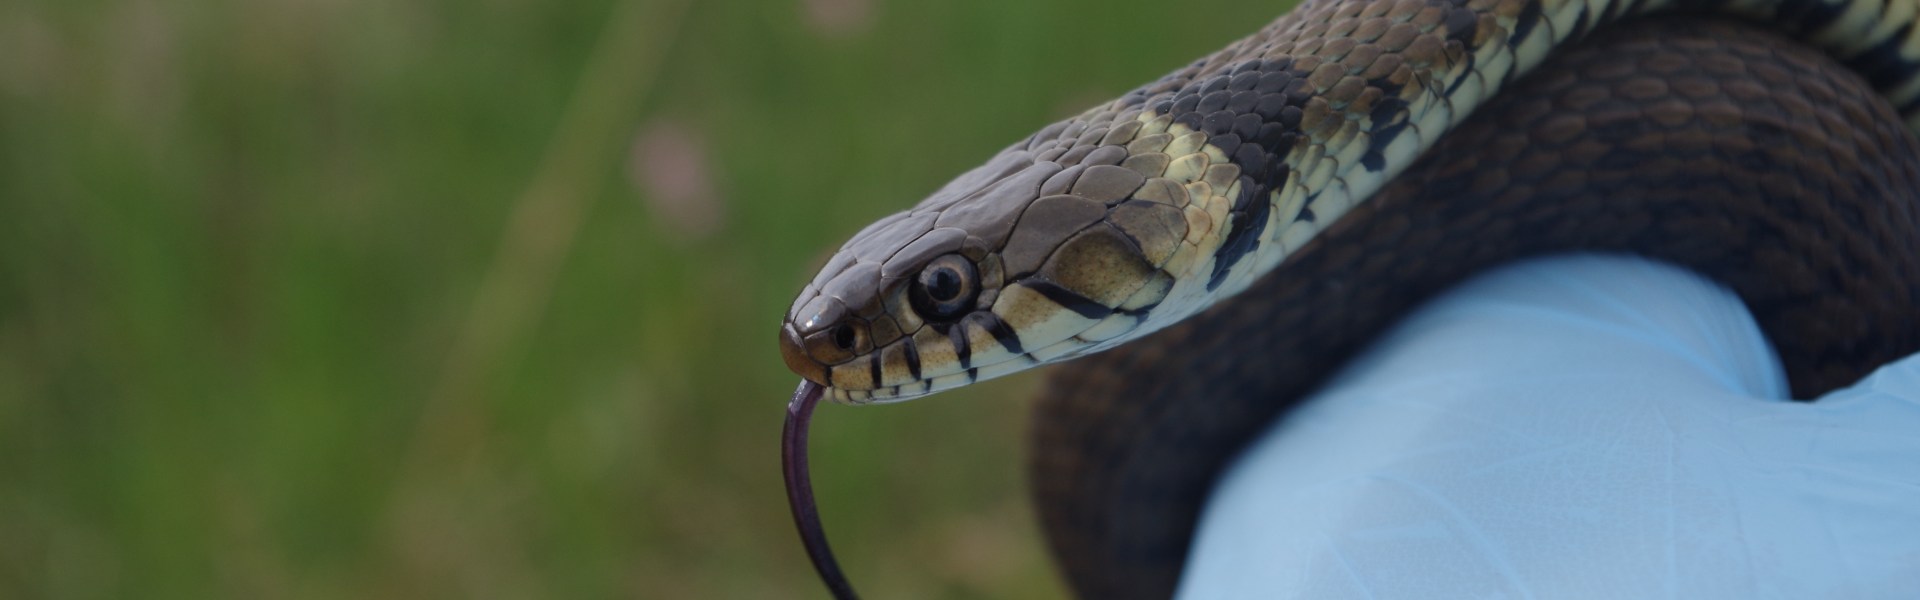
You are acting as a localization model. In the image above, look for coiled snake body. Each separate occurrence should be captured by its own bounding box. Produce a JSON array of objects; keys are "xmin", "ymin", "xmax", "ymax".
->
[{"xmin": 777, "ymin": 0, "xmax": 1920, "ymax": 596}]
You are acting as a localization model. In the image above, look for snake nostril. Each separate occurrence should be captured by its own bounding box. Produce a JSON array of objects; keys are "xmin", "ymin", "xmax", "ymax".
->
[{"xmin": 831, "ymin": 324, "xmax": 857, "ymax": 351}]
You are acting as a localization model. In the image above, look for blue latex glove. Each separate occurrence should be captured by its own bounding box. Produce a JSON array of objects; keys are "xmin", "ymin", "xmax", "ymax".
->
[{"xmin": 1178, "ymin": 255, "xmax": 1920, "ymax": 599}]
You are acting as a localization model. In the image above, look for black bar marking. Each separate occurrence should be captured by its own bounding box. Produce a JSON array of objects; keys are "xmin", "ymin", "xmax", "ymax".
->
[
  {"xmin": 1207, "ymin": 179, "xmax": 1274, "ymax": 291},
  {"xmin": 1848, "ymin": 22, "xmax": 1918, "ymax": 91},
  {"xmin": 1898, "ymin": 94, "xmax": 1920, "ymax": 120},
  {"xmin": 1601, "ymin": 0, "xmax": 1630, "ymax": 28},
  {"xmin": 1026, "ymin": 281, "xmax": 1116, "ymax": 320},
  {"xmin": 1360, "ymin": 150, "xmax": 1387, "ymax": 172},
  {"xmin": 1775, "ymin": 0, "xmax": 1846, "ymax": 36},
  {"xmin": 976, "ymin": 313, "xmax": 1025, "ymax": 355},
  {"xmin": 1445, "ymin": 53, "xmax": 1478, "ymax": 98},
  {"xmin": 1509, "ymin": 0, "xmax": 1543, "ymax": 46},
  {"xmin": 948, "ymin": 323, "xmax": 972, "ymax": 369},
  {"xmin": 1569, "ymin": 4, "xmax": 1592, "ymax": 43},
  {"xmin": 1364, "ymin": 97, "xmax": 1410, "ymax": 172}
]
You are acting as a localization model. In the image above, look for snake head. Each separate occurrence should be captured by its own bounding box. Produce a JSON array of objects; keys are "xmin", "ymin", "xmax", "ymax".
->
[{"xmin": 781, "ymin": 108, "xmax": 1258, "ymax": 403}]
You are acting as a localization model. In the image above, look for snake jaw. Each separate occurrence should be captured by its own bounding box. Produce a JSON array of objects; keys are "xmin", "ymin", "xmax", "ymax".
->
[{"xmin": 782, "ymin": 276, "xmax": 1182, "ymax": 405}]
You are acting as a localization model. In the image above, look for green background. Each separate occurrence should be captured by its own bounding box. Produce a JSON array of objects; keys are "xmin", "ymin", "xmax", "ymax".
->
[{"xmin": 2, "ymin": 0, "xmax": 1276, "ymax": 597}]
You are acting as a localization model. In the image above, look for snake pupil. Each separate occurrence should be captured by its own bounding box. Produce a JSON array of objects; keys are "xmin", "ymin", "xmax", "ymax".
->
[{"xmin": 928, "ymin": 269, "xmax": 960, "ymax": 301}]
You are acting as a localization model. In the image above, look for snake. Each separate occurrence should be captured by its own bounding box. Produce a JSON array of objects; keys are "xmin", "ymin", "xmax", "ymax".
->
[{"xmin": 776, "ymin": 0, "xmax": 1920, "ymax": 596}]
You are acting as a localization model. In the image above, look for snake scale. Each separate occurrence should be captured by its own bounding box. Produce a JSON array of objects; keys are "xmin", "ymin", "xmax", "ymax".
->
[{"xmin": 777, "ymin": 0, "xmax": 1920, "ymax": 596}]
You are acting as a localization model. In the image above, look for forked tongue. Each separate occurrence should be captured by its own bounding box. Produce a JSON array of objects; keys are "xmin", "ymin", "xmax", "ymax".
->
[{"xmin": 783, "ymin": 380, "xmax": 860, "ymax": 599}]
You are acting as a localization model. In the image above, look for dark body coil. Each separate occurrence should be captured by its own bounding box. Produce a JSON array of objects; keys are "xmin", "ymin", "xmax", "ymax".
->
[{"xmin": 1031, "ymin": 17, "xmax": 1920, "ymax": 599}]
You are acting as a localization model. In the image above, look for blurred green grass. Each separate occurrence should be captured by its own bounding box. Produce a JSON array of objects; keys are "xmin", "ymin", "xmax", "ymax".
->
[{"xmin": 1, "ymin": 0, "xmax": 1276, "ymax": 597}]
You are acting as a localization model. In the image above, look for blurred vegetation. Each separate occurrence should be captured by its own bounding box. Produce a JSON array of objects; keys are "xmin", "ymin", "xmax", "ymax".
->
[{"xmin": 1, "ymin": 0, "xmax": 1276, "ymax": 597}]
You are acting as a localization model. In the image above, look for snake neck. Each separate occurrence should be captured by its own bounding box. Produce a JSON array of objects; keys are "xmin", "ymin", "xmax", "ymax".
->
[{"xmin": 1126, "ymin": 0, "xmax": 1920, "ymax": 327}]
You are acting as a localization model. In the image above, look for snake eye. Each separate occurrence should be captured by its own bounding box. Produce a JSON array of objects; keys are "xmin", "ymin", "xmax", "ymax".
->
[
  {"xmin": 910, "ymin": 254, "xmax": 979, "ymax": 321},
  {"xmin": 831, "ymin": 323, "xmax": 858, "ymax": 351}
]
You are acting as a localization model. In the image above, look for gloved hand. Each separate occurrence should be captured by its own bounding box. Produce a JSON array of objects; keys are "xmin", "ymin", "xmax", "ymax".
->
[{"xmin": 1178, "ymin": 254, "xmax": 1920, "ymax": 599}]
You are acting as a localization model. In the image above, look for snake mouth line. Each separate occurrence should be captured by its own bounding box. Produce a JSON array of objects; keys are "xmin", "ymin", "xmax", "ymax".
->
[{"xmin": 820, "ymin": 329, "xmax": 1123, "ymax": 404}]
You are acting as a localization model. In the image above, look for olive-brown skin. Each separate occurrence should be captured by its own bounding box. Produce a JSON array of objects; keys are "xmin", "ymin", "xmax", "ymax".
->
[{"xmin": 1032, "ymin": 18, "xmax": 1920, "ymax": 599}]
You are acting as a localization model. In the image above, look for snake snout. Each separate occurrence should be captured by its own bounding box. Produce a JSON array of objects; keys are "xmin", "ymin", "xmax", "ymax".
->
[
  {"xmin": 778, "ymin": 323, "xmax": 832, "ymax": 387},
  {"xmin": 780, "ymin": 287, "xmax": 900, "ymax": 395},
  {"xmin": 783, "ymin": 285, "xmax": 945, "ymax": 404}
]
